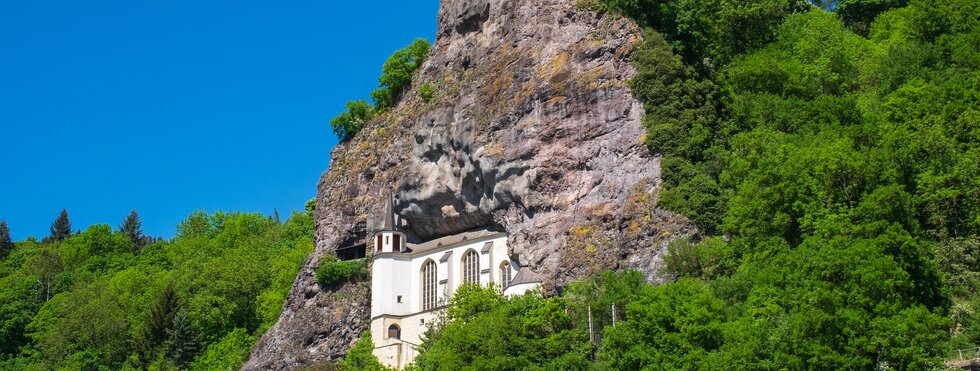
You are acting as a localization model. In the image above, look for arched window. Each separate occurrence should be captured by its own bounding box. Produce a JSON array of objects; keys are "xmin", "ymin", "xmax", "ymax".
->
[
  {"xmin": 462, "ymin": 250, "xmax": 479, "ymax": 284},
  {"xmin": 421, "ymin": 260, "xmax": 437, "ymax": 311},
  {"xmin": 387, "ymin": 324, "xmax": 401, "ymax": 339},
  {"xmin": 500, "ymin": 261, "xmax": 511, "ymax": 288}
]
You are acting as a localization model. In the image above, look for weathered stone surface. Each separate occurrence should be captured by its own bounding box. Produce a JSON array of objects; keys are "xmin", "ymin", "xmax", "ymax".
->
[{"xmin": 245, "ymin": 0, "xmax": 695, "ymax": 368}]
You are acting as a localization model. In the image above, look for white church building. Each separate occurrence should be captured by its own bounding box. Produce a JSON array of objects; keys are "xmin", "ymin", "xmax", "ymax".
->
[{"xmin": 369, "ymin": 195, "xmax": 543, "ymax": 368}]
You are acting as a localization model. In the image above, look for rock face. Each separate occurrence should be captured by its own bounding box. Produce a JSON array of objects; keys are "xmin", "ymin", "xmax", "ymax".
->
[{"xmin": 244, "ymin": 0, "xmax": 694, "ymax": 368}]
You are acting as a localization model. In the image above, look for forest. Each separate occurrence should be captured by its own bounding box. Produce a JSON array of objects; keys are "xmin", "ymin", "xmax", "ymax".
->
[
  {"xmin": 2, "ymin": 0, "xmax": 978, "ymax": 369},
  {"xmin": 0, "ymin": 205, "xmax": 315, "ymax": 370},
  {"xmin": 394, "ymin": 0, "xmax": 980, "ymax": 369}
]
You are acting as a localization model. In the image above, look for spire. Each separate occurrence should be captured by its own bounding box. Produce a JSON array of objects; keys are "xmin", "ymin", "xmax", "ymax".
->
[{"xmin": 382, "ymin": 191, "xmax": 397, "ymax": 231}]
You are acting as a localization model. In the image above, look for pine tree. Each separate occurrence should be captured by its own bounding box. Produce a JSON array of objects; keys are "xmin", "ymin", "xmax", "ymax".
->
[
  {"xmin": 118, "ymin": 209, "xmax": 146, "ymax": 252},
  {"xmin": 138, "ymin": 283, "xmax": 181, "ymax": 364},
  {"xmin": 273, "ymin": 208, "xmax": 281, "ymax": 223},
  {"xmin": 49, "ymin": 209, "xmax": 72, "ymax": 242},
  {"xmin": 0, "ymin": 220, "xmax": 13, "ymax": 259},
  {"xmin": 164, "ymin": 311, "xmax": 199, "ymax": 368}
]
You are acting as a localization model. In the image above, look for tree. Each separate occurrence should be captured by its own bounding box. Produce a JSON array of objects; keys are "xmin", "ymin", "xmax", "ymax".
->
[
  {"xmin": 330, "ymin": 100, "xmax": 375, "ymax": 141},
  {"xmin": 338, "ymin": 332, "xmax": 386, "ymax": 371},
  {"xmin": 118, "ymin": 209, "xmax": 146, "ymax": 253},
  {"xmin": 0, "ymin": 220, "xmax": 13, "ymax": 259},
  {"xmin": 48, "ymin": 209, "xmax": 72, "ymax": 242},
  {"xmin": 139, "ymin": 283, "xmax": 182, "ymax": 364},
  {"xmin": 371, "ymin": 38, "xmax": 431, "ymax": 110}
]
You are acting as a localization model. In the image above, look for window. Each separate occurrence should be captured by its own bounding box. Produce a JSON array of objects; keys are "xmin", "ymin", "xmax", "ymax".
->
[
  {"xmin": 421, "ymin": 260, "xmax": 437, "ymax": 310},
  {"xmin": 397, "ymin": 295, "xmax": 402, "ymax": 303},
  {"xmin": 463, "ymin": 250, "xmax": 479, "ymax": 284},
  {"xmin": 388, "ymin": 324, "xmax": 401, "ymax": 339},
  {"xmin": 376, "ymin": 235, "xmax": 382, "ymax": 252},
  {"xmin": 500, "ymin": 261, "xmax": 511, "ymax": 288}
]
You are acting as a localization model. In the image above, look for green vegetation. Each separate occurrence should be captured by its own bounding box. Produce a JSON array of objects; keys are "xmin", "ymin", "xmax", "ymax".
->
[
  {"xmin": 315, "ymin": 256, "xmax": 368, "ymax": 287},
  {"xmin": 338, "ymin": 332, "xmax": 388, "ymax": 371},
  {"xmin": 418, "ymin": 83, "xmax": 435, "ymax": 103},
  {"xmin": 330, "ymin": 100, "xmax": 376, "ymax": 141},
  {"xmin": 0, "ymin": 208, "xmax": 314, "ymax": 370},
  {"xmin": 412, "ymin": 0, "xmax": 980, "ymax": 368},
  {"xmin": 330, "ymin": 38, "xmax": 431, "ymax": 141}
]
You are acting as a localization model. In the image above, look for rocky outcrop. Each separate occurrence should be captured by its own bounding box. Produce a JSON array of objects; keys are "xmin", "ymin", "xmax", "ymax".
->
[{"xmin": 245, "ymin": 0, "xmax": 694, "ymax": 368}]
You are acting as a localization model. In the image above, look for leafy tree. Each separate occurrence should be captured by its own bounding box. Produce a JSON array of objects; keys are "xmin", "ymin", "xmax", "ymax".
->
[
  {"xmin": 47, "ymin": 209, "xmax": 72, "ymax": 243},
  {"xmin": 371, "ymin": 38, "xmax": 431, "ymax": 110},
  {"xmin": 0, "ymin": 220, "xmax": 13, "ymax": 260},
  {"xmin": 190, "ymin": 328, "xmax": 254, "ymax": 370},
  {"xmin": 330, "ymin": 100, "xmax": 376, "ymax": 141},
  {"xmin": 835, "ymin": 0, "xmax": 908, "ymax": 35},
  {"xmin": 338, "ymin": 332, "xmax": 387, "ymax": 371}
]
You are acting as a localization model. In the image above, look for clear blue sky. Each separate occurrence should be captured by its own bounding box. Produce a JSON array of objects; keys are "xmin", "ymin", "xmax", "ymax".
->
[{"xmin": 0, "ymin": 1, "xmax": 439, "ymax": 241}]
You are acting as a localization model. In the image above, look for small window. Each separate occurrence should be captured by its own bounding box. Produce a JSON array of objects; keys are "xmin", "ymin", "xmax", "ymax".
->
[
  {"xmin": 397, "ymin": 295, "xmax": 402, "ymax": 303},
  {"xmin": 500, "ymin": 261, "xmax": 512, "ymax": 288},
  {"xmin": 388, "ymin": 324, "xmax": 401, "ymax": 339}
]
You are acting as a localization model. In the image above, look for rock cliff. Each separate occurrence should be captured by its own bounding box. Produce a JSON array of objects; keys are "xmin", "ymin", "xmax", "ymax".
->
[{"xmin": 245, "ymin": 0, "xmax": 694, "ymax": 368}]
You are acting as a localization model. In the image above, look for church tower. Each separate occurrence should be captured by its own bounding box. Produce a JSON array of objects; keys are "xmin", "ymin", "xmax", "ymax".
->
[{"xmin": 373, "ymin": 192, "xmax": 406, "ymax": 254}]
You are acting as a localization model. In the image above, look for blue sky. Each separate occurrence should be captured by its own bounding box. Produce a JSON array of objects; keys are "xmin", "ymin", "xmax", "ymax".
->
[{"xmin": 0, "ymin": 1, "xmax": 439, "ymax": 240}]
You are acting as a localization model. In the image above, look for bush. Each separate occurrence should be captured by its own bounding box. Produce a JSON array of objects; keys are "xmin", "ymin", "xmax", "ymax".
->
[
  {"xmin": 315, "ymin": 257, "xmax": 367, "ymax": 287},
  {"xmin": 419, "ymin": 83, "xmax": 435, "ymax": 103},
  {"xmin": 371, "ymin": 38, "xmax": 431, "ymax": 110},
  {"xmin": 330, "ymin": 100, "xmax": 375, "ymax": 142},
  {"xmin": 338, "ymin": 332, "xmax": 386, "ymax": 371}
]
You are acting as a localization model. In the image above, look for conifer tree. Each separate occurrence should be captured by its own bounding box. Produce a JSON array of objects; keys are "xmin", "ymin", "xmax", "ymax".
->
[
  {"xmin": 139, "ymin": 283, "xmax": 181, "ymax": 364},
  {"xmin": 118, "ymin": 209, "xmax": 146, "ymax": 252},
  {"xmin": 0, "ymin": 220, "xmax": 14, "ymax": 259},
  {"xmin": 164, "ymin": 311, "xmax": 199, "ymax": 368},
  {"xmin": 48, "ymin": 209, "xmax": 72, "ymax": 242}
]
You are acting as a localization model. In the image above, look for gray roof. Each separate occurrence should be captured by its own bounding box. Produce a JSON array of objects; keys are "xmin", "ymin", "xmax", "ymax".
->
[
  {"xmin": 509, "ymin": 268, "xmax": 544, "ymax": 287},
  {"xmin": 382, "ymin": 192, "xmax": 396, "ymax": 231},
  {"xmin": 407, "ymin": 228, "xmax": 503, "ymax": 255},
  {"xmin": 480, "ymin": 241, "xmax": 493, "ymax": 253}
]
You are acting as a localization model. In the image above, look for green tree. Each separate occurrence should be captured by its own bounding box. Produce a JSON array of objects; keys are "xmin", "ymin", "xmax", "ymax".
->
[
  {"xmin": 48, "ymin": 209, "xmax": 72, "ymax": 242},
  {"xmin": 139, "ymin": 283, "xmax": 182, "ymax": 365},
  {"xmin": 118, "ymin": 209, "xmax": 147, "ymax": 253},
  {"xmin": 371, "ymin": 38, "xmax": 431, "ymax": 110},
  {"xmin": 338, "ymin": 332, "xmax": 387, "ymax": 371},
  {"xmin": 330, "ymin": 100, "xmax": 376, "ymax": 141},
  {"xmin": 0, "ymin": 220, "xmax": 13, "ymax": 259}
]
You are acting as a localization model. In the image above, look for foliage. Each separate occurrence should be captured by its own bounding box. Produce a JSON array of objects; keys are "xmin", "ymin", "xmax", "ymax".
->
[
  {"xmin": 338, "ymin": 332, "xmax": 387, "ymax": 371},
  {"xmin": 328, "ymin": 38, "xmax": 430, "ymax": 141},
  {"xmin": 371, "ymin": 38, "xmax": 431, "ymax": 110},
  {"xmin": 47, "ymin": 209, "xmax": 72, "ymax": 243},
  {"xmin": 0, "ymin": 208, "xmax": 314, "ymax": 370},
  {"xmin": 413, "ymin": 285, "xmax": 590, "ymax": 370},
  {"xmin": 315, "ymin": 256, "xmax": 368, "ymax": 287},
  {"xmin": 119, "ymin": 209, "xmax": 149, "ymax": 253},
  {"xmin": 330, "ymin": 100, "xmax": 375, "ymax": 142},
  {"xmin": 418, "ymin": 83, "xmax": 435, "ymax": 103},
  {"xmin": 0, "ymin": 220, "xmax": 12, "ymax": 260}
]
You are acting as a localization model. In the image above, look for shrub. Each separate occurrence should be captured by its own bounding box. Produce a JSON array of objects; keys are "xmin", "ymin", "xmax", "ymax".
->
[
  {"xmin": 338, "ymin": 332, "xmax": 386, "ymax": 371},
  {"xmin": 371, "ymin": 38, "xmax": 431, "ymax": 110},
  {"xmin": 419, "ymin": 83, "xmax": 436, "ymax": 103},
  {"xmin": 330, "ymin": 100, "xmax": 375, "ymax": 141},
  {"xmin": 315, "ymin": 257, "xmax": 367, "ymax": 287}
]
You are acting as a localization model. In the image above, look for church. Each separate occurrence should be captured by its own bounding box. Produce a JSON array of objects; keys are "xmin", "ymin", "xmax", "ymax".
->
[{"xmin": 369, "ymin": 194, "xmax": 543, "ymax": 368}]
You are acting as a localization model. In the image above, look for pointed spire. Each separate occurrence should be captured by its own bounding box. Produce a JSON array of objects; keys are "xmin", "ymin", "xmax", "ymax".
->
[{"xmin": 382, "ymin": 191, "xmax": 397, "ymax": 231}]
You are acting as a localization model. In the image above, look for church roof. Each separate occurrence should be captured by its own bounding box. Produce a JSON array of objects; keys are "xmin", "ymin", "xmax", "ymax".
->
[
  {"xmin": 509, "ymin": 268, "xmax": 544, "ymax": 287},
  {"xmin": 408, "ymin": 228, "xmax": 503, "ymax": 255},
  {"xmin": 381, "ymin": 192, "xmax": 397, "ymax": 231}
]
